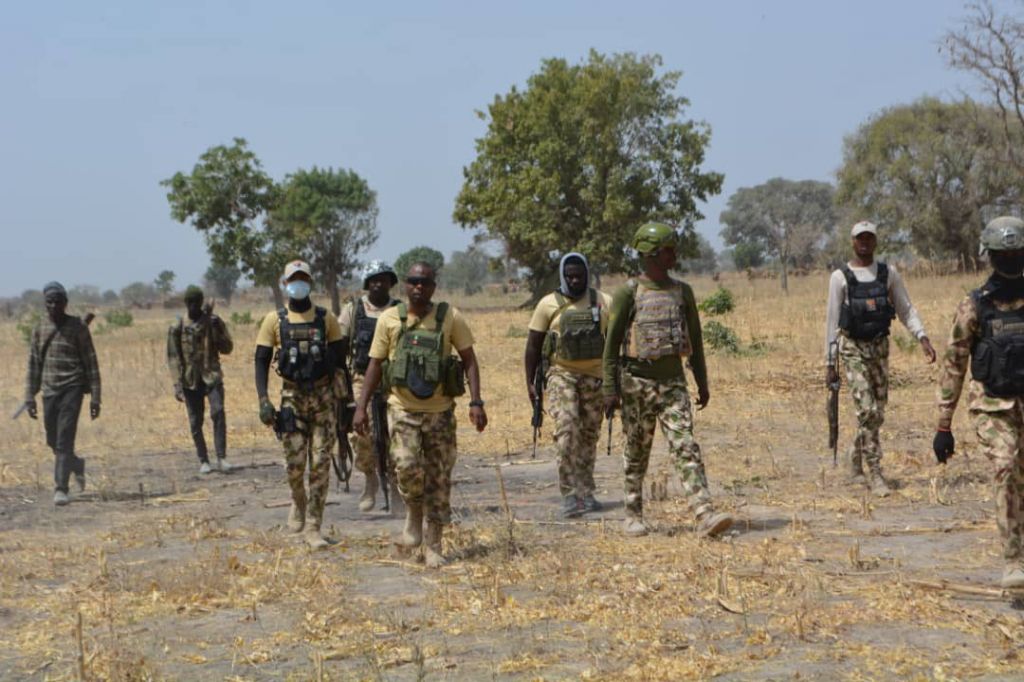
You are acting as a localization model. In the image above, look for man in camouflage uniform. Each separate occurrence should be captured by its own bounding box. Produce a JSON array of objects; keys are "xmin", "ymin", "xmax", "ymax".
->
[
  {"xmin": 825, "ymin": 221, "xmax": 936, "ymax": 495},
  {"xmin": 337, "ymin": 260, "xmax": 401, "ymax": 512},
  {"xmin": 934, "ymin": 217, "xmax": 1024, "ymax": 588},
  {"xmin": 255, "ymin": 261, "xmax": 348, "ymax": 550},
  {"xmin": 22, "ymin": 281, "xmax": 101, "ymax": 506},
  {"xmin": 525, "ymin": 252, "xmax": 611, "ymax": 517},
  {"xmin": 603, "ymin": 223, "xmax": 733, "ymax": 538},
  {"xmin": 168, "ymin": 285, "xmax": 234, "ymax": 474},
  {"xmin": 353, "ymin": 261, "xmax": 488, "ymax": 567}
]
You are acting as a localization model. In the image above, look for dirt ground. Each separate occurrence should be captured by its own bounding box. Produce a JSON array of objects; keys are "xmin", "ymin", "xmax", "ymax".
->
[{"xmin": 3, "ymin": 273, "xmax": 1024, "ymax": 680}]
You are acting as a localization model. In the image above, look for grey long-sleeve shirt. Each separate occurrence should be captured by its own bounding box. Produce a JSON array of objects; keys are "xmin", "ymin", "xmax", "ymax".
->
[{"xmin": 824, "ymin": 261, "xmax": 926, "ymax": 364}]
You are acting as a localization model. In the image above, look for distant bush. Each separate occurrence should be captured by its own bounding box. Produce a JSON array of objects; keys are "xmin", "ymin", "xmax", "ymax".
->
[
  {"xmin": 104, "ymin": 309, "xmax": 133, "ymax": 329},
  {"xmin": 698, "ymin": 287, "xmax": 735, "ymax": 316},
  {"xmin": 17, "ymin": 311, "xmax": 41, "ymax": 344},
  {"xmin": 505, "ymin": 325, "xmax": 529, "ymax": 338},
  {"xmin": 704, "ymin": 320, "xmax": 741, "ymax": 354},
  {"xmin": 230, "ymin": 311, "xmax": 254, "ymax": 326}
]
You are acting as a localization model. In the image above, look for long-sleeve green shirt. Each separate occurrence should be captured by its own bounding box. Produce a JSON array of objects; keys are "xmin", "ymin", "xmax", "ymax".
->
[{"xmin": 602, "ymin": 276, "xmax": 708, "ymax": 396}]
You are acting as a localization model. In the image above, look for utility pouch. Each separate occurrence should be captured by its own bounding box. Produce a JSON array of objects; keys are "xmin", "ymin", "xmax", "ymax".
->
[
  {"xmin": 276, "ymin": 406, "xmax": 298, "ymax": 435},
  {"xmin": 406, "ymin": 360, "xmax": 437, "ymax": 399},
  {"xmin": 443, "ymin": 355, "xmax": 466, "ymax": 396}
]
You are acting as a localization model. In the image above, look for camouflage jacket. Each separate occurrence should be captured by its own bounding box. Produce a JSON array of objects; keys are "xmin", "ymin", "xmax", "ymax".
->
[
  {"xmin": 936, "ymin": 292, "xmax": 1024, "ymax": 429},
  {"xmin": 167, "ymin": 313, "xmax": 233, "ymax": 390}
]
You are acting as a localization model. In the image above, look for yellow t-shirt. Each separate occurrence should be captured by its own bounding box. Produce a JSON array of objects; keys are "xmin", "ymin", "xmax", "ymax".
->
[
  {"xmin": 255, "ymin": 305, "xmax": 344, "ymax": 348},
  {"xmin": 528, "ymin": 289, "xmax": 612, "ymax": 379},
  {"xmin": 369, "ymin": 303, "xmax": 474, "ymax": 413}
]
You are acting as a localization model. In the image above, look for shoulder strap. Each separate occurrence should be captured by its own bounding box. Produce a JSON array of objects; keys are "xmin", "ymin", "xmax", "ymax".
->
[
  {"xmin": 877, "ymin": 262, "xmax": 889, "ymax": 287},
  {"xmin": 354, "ymin": 298, "xmax": 366, "ymax": 321},
  {"xmin": 589, "ymin": 288, "xmax": 600, "ymax": 323},
  {"xmin": 435, "ymin": 301, "xmax": 449, "ymax": 327},
  {"xmin": 38, "ymin": 322, "xmax": 62, "ymax": 366},
  {"xmin": 840, "ymin": 265, "xmax": 858, "ymax": 290}
]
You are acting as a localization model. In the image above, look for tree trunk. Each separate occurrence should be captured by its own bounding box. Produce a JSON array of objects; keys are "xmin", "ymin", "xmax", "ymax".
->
[
  {"xmin": 270, "ymin": 285, "xmax": 283, "ymax": 308},
  {"xmin": 328, "ymin": 282, "xmax": 341, "ymax": 316},
  {"xmin": 780, "ymin": 245, "xmax": 790, "ymax": 294}
]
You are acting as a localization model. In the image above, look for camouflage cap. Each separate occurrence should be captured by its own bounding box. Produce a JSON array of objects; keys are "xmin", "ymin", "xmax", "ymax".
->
[
  {"xmin": 183, "ymin": 285, "xmax": 204, "ymax": 303},
  {"xmin": 282, "ymin": 260, "xmax": 312, "ymax": 280},
  {"xmin": 361, "ymin": 259, "xmax": 398, "ymax": 289},
  {"xmin": 632, "ymin": 222, "xmax": 677, "ymax": 256},
  {"xmin": 981, "ymin": 216, "xmax": 1024, "ymax": 253}
]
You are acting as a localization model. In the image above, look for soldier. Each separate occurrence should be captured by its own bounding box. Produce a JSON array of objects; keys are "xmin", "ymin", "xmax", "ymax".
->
[
  {"xmin": 825, "ymin": 221, "xmax": 936, "ymax": 496},
  {"xmin": 254, "ymin": 260, "xmax": 347, "ymax": 550},
  {"xmin": 336, "ymin": 260, "xmax": 401, "ymax": 512},
  {"xmin": 168, "ymin": 285, "xmax": 234, "ymax": 474},
  {"xmin": 524, "ymin": 252, "xmax": 612, "ymax": 517},
  {"xmin": 22, "ymin": 282, "xmax": 101, "ymax": 506},
  {"xmin": 602, "ymin": 223, "xmax": 733, "ymax": 538},
  {"xmin": 933, "ymin": 217, "xmax": 1024, "ymax": 588},
  {"xmin": 353, "ymin": 261, "xmax": 488, "ymax": 567}
]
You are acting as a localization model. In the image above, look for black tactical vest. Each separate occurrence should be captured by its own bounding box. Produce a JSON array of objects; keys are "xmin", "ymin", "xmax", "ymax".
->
[
  {"xmin": 838, "ymin": 263, "xmax": 895, "ymax": 340},
  {"xmin": 351, "ymin": 297, "xmax": 398, "ymax": 374},
  {"xmin": 276, "ymin": 306, "xmax": 333, "ymax": 385},
  {"xmin": 970, "ymin": 288, "xmax": 1024, "ymax": 397}
]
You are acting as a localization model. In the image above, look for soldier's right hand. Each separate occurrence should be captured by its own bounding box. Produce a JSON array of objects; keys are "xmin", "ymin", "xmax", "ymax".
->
[
  {"xmin": 603, "ymin": 395, "xmax": 619, "ymax": 418},
  {"xmin": 826, "ymin": 366, "xmax": 838, "ymax": 387},
  {"xmin": 25, "ymin": 400, "xmax": 37, "ymax": 420},
  {"xmin": 933, "ymin": 429, "xmax": 955, "ymax": 464},
  {"xmin": 352, "ymin": 406, "xmax": 369, "ymax": 436},
  {"xmin": 174, "ymin": 384, "xmax": 185, "ymax": 403},
  {"xmin": 259, "ymin": 397, "xmax": 276, "ymax": 426}
]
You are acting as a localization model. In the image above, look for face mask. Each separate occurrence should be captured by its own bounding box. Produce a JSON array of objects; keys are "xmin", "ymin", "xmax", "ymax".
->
[
  {"xmin": 285, "ymin": 280, "xmax": 311, "ymax": 299},
  {"xmin": 991, "ymin": 252, "xmax": 1024, "ymax": 279}
]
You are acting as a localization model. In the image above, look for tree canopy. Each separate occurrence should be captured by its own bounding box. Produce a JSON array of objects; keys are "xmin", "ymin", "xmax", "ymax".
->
[
  {"xmin": 454, "ymin": 50, "xmax": 723, "ymax": 298},
  {"xmin": 204, "ymin": 262, "xmax": 242, "ymax": 304},
  {"xmin": 272, "ymin": 167, "xmax": 379, "ymax": 314},
  {"xmin": 154, "ymin": 270, "xmax": 176, "ymax": 296},
  {"xmin": 720, "ymin": 178, "xmax": 836, "ymax": 291},
  {"xmin": 835, "ymin": 98, "xmax": 1024, "ymax": 263}
]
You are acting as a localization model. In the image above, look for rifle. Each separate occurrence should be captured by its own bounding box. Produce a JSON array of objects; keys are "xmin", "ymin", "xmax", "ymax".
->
[
  {"xmin": 827, "ymin": 340, "xmax": 840, "ymax": 467},
  {"xmin": 14, "ymin": 312, "xmax": 95, "ymax": 420},
  {"xmin": 371, "ymin": 392, "xmax": 391, "ymax": 512},
  {"xmin": 333, "ymin": 368, "xmax": 355, "ymax": 492},
  {"xmin": 530, "ymin": 362, "xmax": 546, "ymax": 459},
  {"xmin": 606, "ymin": 414, "xmax": 613, "ymax": 457}
]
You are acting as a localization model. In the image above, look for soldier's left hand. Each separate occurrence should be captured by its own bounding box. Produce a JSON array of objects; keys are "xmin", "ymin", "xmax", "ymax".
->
[
  {"xmin": 90, "ymin": 401, "xmax": 101, "ymax": 420},
  {"xmin": 469, "ymin": 405, "xmax": 488, "ymax": 432},
  {"xmin": 695, "ymin": 386, "xmax": 710, "ymax": 411},
  {"xmin": 920, "ymin": 336, "xmax": 937, "ymax": 364}
]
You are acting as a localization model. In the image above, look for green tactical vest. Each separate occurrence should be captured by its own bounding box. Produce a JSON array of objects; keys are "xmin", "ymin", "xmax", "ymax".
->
[
  {"xmin": 387, "ymin": 302, "xmax": 465, "ymax": 399},
  {"xmin": 551, "ymin": 289, "xmax": 605, "ymax": 361}
]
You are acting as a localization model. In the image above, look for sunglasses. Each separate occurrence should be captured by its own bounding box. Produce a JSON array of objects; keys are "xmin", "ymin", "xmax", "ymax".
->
[{"xmin": 406, "ymin": 277, "xmax": 435, "ymax": 286}]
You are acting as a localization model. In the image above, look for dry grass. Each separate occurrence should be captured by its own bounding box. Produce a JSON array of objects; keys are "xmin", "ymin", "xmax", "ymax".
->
[{"xmin": 1, "ymin": 271, "xmax": 1022, "ymax": 680}]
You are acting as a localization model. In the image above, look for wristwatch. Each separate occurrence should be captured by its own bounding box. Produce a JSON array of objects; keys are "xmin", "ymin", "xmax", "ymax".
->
[{"xmin": 468, "ymin": 399, "xmax": 485, "ymax": 408}]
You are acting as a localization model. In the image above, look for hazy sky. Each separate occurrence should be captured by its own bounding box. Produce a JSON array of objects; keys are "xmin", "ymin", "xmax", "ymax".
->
[{"xmin": 2, "ymin": 0, "xmax": 979, "ymax": 296}]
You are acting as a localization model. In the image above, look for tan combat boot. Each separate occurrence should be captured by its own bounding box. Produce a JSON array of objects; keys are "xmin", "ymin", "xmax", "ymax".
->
[
  {"xmin": 848, "ymin": 451, "xmax": 867, "ymax": 486},
  {"xmin": 303, "ymin": 518, "xmax": 328, "ymax": 550},
  {"xmin": 287, "ymin": 501, "xmax": 306, "ymax": 533},
  {"xmin": 358, "ymin": 470, "xmax": 378, "ymax": 513},
  {"xmin": 697, "ymin": 510, "xmax": 734, "ymax": 538},
  {"xmin": 868, "ymin": 465, "xmax": 892, "ymax": 497},
  {"xmin": 423, "ymin": 520, "xmax": 447, "ymax": 568},
  {"xmin": 402, "ymin": 502, "xmax": 424, "ymax": 548}
]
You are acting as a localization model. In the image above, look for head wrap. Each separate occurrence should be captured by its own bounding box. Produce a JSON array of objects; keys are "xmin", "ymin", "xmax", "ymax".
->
[
  {"xmin": 558, "ymin": 252, "xmax": 590, "ymax": 297},
  {"xmin": 42, "ymin": 281, "xmax": 67, "ymax": 299}
]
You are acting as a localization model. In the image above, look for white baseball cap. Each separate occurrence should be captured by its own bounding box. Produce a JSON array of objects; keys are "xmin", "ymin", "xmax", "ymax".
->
[
  {"xmin": 851, "ymin": 221, "xmax": 877, "ymax": 237},
  {"xmin": 282, "ymin": 260, "xmax": 312, "ymax": 280}
]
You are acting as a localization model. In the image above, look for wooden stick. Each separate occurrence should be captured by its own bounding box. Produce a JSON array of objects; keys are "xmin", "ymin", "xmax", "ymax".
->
[
  {"xmin": 908, "ymin": 578, "xmax": 1010, "ymax": 598},
  {"xmin": 76, "ymin": 610, "xmax": 86, "ymax": 681},
  {"xmin": 263, "ymin": 499, "xmax": 339, "ymax": 509}
]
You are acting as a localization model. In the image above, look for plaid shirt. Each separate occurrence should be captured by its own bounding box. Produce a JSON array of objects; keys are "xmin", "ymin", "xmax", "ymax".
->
[{"xmin": 24, "ymin": 315, "xmax": 101, "ymax": 401}]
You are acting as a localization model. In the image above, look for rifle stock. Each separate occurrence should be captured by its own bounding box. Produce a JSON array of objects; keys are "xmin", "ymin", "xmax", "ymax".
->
[{"xmin": 827, "ymin": 340, "xmax": 840, "ymax": 467}]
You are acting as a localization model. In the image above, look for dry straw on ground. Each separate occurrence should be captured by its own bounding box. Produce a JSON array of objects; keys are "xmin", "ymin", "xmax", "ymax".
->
[{"xmin": 1, "ymin": 272, "xmax": 1022, "ymax": 680}]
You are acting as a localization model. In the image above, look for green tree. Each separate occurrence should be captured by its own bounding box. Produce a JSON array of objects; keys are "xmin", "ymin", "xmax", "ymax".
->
[
  {"xmin": 203, "ymin": 262, "xmax": 242, "ymax": 304},
  {"xmin": 454, "ymin": 50, "xmax": 723, "ymax": 300},
  {"xmin": 444, "ymin": 246, "xmax": 490, "ymax": 294},
  {"xmin": 730, "ymin": 243, "xmax": 766, "ymax": 270},
  {"xmin": 101, "ymin": 289, "xmax": 119, "ymax": 305},
  {"xmin": 394, "ymin": 246, "xmax": 445, "ymax": 279},
  {"xmin": 120, "ymin": 281, "xmax": 157, "ymax": 307},
  {"xmin": 154, "ymin": 270, "xmax": 176, "ymax": 296},
  {"xmin": 162, "ymin": 138, "xmax": 287, "ymax": 306},
  {"xmin": 835, "ymin": 98, "xmax": 1024, "ymax": 264},
  {"xmin": 678, "ymin": 233, "xmax": 717, "ymax": 275},
  {"xmin": 720, "ymin": 178, "xmax": 836, "ymax": 292},
  {"xmin": 272, "ymin": 167, "xmax": 379, "ymax": 314}
]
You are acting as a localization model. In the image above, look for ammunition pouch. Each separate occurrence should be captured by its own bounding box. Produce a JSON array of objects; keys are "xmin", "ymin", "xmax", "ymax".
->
[
  {"xmin": 387, "ymin": 301, "xmax": 464, "ymax": 398},
  {"xmin": 971, "ymin": 290, "xmax": 1024, "ymax": 397},
  {"xmin": 274, "ymin": 406, "xmax": 299, "ymax": 438}
]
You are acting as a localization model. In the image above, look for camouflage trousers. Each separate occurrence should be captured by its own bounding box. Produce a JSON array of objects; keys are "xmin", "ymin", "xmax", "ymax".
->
[
  {"xmin": 280, "ymin": 377, "xmax": 337, "ymax": 528},
  {"xmin": 620, "ymin": 373, "xmax": 712, "ymax": 519},
  {"xmin": 389, "ymin": 407, "xmax": 457, "ymax": 525},
  {"xmin": 348, "ymin": 375, "xmax": 393, "ymax": 476},
  {"xmin": 973, "ymin": 400, "xmax": 1024, "ymax": 560},
  {"xmin": 547, "ymin": 366, "xmax": 604, "ymax": 497},
  {"xmin": 839, "ymin": 335, "xmax": 889, "ymax": 471}
]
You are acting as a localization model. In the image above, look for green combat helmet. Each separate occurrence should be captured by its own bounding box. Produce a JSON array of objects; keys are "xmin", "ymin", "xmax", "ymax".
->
[
  {"xmin": 981, "ymin": 216, "xmax": 1024, "ymax": 254},
  {"xmin": 632, "ymin": 222, "xmax": 677, "ymax": 256}
]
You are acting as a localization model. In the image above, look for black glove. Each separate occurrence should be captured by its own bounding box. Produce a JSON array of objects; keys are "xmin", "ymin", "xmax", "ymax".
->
[
  {"xmin": 259, "ymin": 397, "xmax": 276, "ymax": 426},
  {"xmin": 933, "ymin": 430, "xmax": 955, "ymax": 464}
]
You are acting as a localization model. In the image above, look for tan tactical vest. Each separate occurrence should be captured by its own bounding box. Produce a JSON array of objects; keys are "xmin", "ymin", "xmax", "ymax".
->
[{"xmin": 624, "ymin": 279, "xmax": 691, "ymax": 360}]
